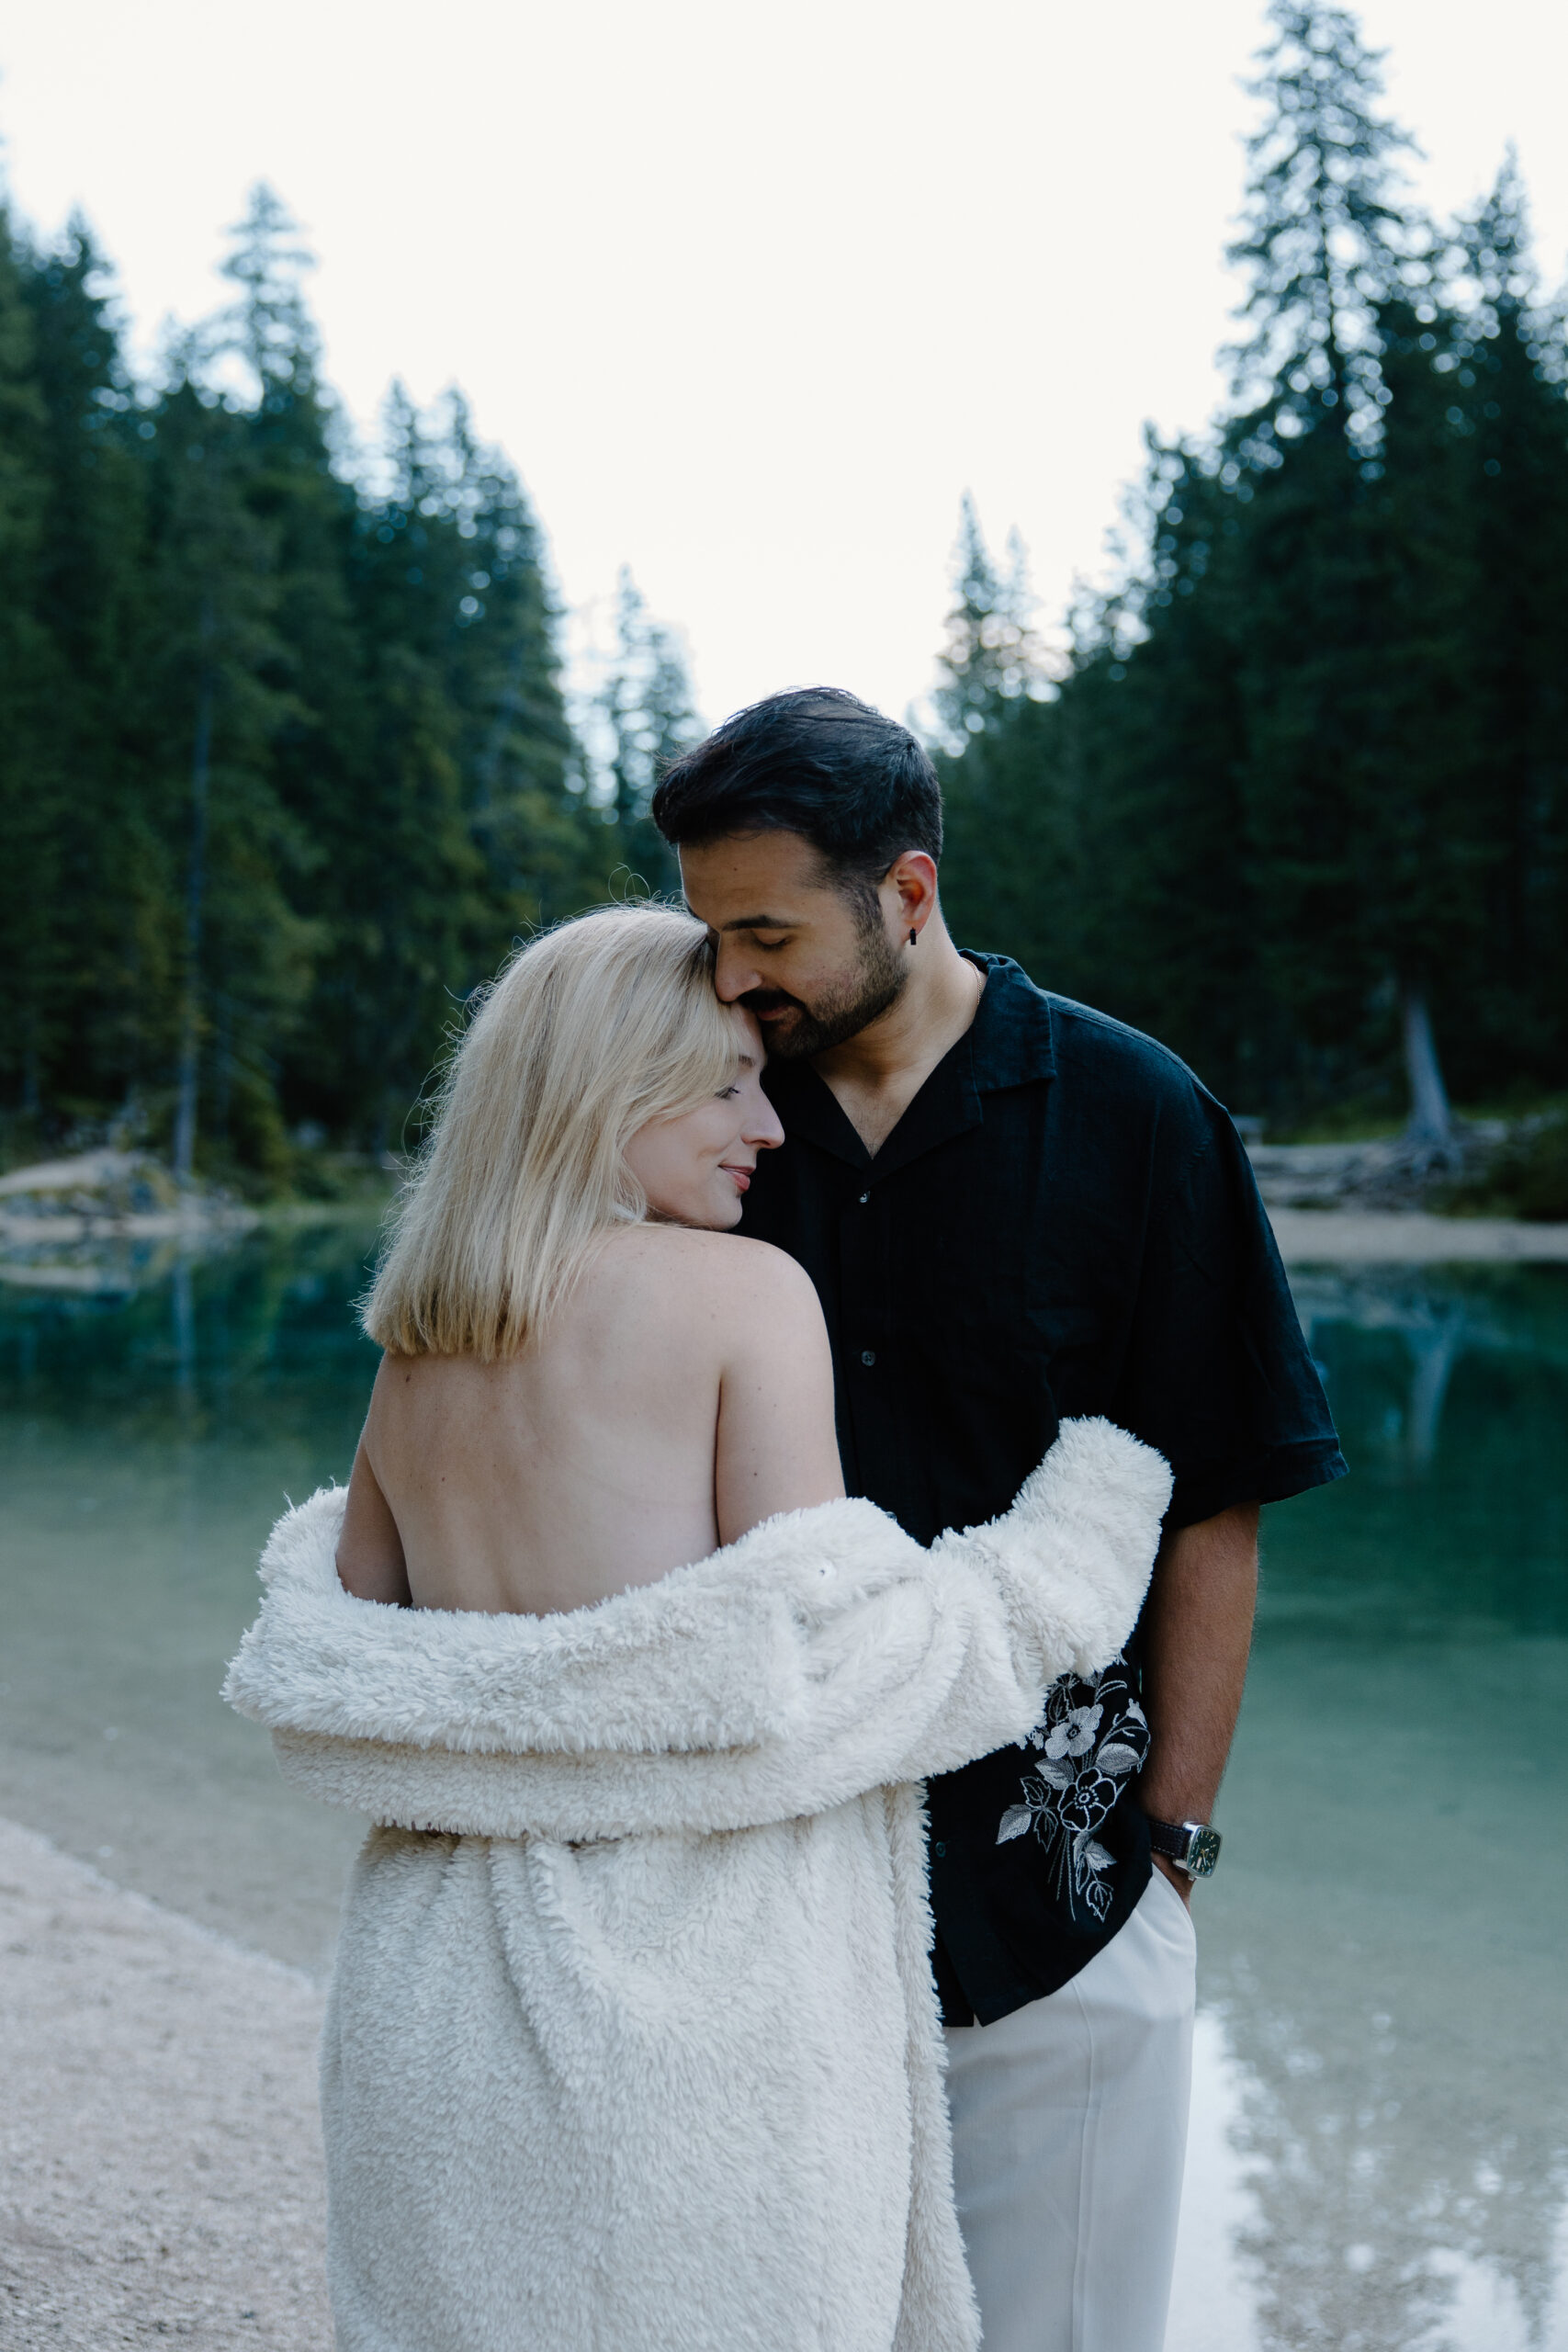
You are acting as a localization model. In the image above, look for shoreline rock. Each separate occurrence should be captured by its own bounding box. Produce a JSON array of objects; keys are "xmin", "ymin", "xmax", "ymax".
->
[
  {"xmin": 1245, "ymin": 1129, "xmax": 1505, "ymax": 1211},
  {"xmin": 0, "ymin": 1150, "xmax": 257, "ymax": 1251}
]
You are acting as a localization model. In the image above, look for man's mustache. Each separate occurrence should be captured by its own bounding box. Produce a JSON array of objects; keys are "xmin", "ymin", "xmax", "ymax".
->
[{"xmin": 738, "ymin": 988, "xmax": 807, "ymax": 1017}]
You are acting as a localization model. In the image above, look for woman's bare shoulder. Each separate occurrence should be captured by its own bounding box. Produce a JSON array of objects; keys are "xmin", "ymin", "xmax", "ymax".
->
[{"xmin": 591, "ymin": 1226, "xmax": 822, "ymax": 1325}]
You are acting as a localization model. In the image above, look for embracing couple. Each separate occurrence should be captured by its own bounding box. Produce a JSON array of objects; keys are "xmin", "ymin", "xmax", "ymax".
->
[{"xmin": 227, "ymin": 690, "xmax": 1342, "ymax": 2352}]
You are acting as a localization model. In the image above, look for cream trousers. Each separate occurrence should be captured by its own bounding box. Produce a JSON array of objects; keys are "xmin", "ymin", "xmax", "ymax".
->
[{"xmin": 942, "ymin": 1868, "xmax": 1197, "ymax": 2352}]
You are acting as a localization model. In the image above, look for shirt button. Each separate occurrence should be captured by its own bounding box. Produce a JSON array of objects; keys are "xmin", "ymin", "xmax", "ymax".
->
[
  {"xmin": 861, "ymin": 1349, "xmax": 876, "ymax": 1367},
  {"xmin": 858, "ymin": 1193, "xmax": 869, "ymax": 1205},
  {"xmin": 934, "ymin": 1843, "xmax": 947, "ymax": 1859}
]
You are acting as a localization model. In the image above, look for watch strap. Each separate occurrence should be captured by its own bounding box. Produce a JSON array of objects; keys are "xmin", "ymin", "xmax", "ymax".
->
[{"xmin": 1145, "ymin": 1815, "xmax": 1222, "ymax": 1875}]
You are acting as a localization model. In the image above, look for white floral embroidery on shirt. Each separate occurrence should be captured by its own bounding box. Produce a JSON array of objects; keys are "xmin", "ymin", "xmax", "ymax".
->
[{"xmin": 996, "ymin": 1662, "xmax": 1149, "ymax": 1924}]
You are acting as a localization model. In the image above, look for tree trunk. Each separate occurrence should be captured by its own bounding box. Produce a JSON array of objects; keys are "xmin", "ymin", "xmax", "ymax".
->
[{"xmin": 1401, "ymin": 985, "xmax": 1452, "ymax": 1147}]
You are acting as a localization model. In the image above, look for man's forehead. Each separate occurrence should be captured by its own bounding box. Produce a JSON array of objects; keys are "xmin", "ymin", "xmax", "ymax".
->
[{"xmin": 678, "ymin": 829, "xmax": 836, "ymax": 922}]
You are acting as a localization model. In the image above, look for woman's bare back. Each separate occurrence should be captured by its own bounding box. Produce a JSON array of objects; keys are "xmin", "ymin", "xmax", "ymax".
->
[{"xmin": 335, "ymin": 1226, "xmax": 844, "ymax": 1616}]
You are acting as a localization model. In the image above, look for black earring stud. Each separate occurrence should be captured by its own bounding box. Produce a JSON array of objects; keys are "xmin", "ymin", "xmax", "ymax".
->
[{"xmin": 908, "ymin": 927, "xmax": 918, "ymax": 946}]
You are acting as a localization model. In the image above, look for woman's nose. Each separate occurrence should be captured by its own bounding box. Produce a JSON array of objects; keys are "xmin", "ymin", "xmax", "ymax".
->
[{"xmin": 746, "ymin": 1095, "xmax": 786, "ymax": 1151}]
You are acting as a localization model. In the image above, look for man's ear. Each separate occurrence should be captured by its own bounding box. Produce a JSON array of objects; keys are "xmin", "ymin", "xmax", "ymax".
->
[{"xmin": 885, "ymin": 853, "xmax": 939, "ymax": 940}]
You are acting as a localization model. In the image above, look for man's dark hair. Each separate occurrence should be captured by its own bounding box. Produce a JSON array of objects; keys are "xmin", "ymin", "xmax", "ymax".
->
[{"xmin": 650, "ymin": 687, "xmax": 942, "ymax": 888}]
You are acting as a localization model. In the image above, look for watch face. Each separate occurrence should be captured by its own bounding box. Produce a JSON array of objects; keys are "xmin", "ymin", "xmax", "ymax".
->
[{"xmin": 1188, "ymin": 1827, "xmax": 1222, "ymax": 1877}]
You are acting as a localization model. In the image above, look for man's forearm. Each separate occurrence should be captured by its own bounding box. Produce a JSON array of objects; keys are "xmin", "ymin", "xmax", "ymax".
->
[{"xmin": 1137, "ymin": 1500, "xmax": 1259, "ymax": 1894}]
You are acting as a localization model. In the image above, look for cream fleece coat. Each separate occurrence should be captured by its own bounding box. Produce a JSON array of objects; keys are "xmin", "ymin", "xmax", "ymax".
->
[{"xmin": 223, "ymin": 1416, "xmax": 1170, "ymax": 2352}]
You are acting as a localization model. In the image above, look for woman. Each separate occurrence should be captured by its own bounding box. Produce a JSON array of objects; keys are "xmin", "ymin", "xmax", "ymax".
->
[
  {"xmin": 331, "ymin": 902, "xmax": 843, "ymax": 1620},
  {"xmin": 225, "ymin": 905, "xmax": 1170, "ymax": 2352}
]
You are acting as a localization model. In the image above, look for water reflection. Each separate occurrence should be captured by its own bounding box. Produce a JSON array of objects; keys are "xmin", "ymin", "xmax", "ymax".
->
[
  {"xmin": 1172, "ymin": 1265, "xmax": 1568, "ymax": 2352},
  {"xmin": 0, "ymin": 1220, "xmax": 381, "ymax": 1441},
  {"xmin": 0, "ymin": 1243, "xmax": 1564, "ymax": 2345},
  {"xmin": 0, "ymin": 1225, "xmax": 384, "ymax": 1965}
]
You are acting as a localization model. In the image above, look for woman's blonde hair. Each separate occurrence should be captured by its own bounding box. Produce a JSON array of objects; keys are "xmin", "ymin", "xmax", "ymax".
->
[{"xmin": 363, "ymin": 904, "xmax": 744, "ymax": 1360}]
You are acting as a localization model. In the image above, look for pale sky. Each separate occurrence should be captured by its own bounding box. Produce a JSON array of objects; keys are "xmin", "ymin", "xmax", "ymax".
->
[{"xmin": 3, "ymin": 1, "xmax": 1565, "ymax": 729}]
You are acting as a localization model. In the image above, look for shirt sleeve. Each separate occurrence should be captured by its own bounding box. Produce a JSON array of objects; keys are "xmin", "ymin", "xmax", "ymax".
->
[{"xmin": 1113, "ymin": 1085, "xmax": 1347, "ymax": 1529}]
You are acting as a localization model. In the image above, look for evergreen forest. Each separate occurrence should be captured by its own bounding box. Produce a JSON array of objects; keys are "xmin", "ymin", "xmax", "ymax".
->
[
  {"xmin": 937, "ymin": 5, "xmax": 1568, "ymax": 1135},
  {"xmin": 3, "ymin": 0, "xmax": 1566, "ymax": 1185},
  {"xmin": 0, "ymin": 187, "xmax": 694, "ymax": 1184}
]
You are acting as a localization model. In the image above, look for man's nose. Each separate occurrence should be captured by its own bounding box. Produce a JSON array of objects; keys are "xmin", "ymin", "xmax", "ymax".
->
[{"xmin": 714, "ymin": 942, "xmax": 759, "ymax": 1003}]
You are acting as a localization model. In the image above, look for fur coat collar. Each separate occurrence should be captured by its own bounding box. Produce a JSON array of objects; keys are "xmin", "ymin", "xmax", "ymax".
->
[{"xmin": 224, "ymin": 1417, "xmax": 1169, "ymax": 2352}]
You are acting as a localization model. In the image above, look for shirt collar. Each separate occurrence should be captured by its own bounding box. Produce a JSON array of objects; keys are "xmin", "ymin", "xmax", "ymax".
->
[
  {"xmin": 963, "ymin": 955, "xmax": 1057, "ymax": 1093},
  {"xmin": 761, "ymin": 954, "xmax": 1055, "ymax": 1176}
]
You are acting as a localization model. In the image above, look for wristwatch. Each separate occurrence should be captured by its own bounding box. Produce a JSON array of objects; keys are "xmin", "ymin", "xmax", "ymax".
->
[{"xmin": 1146, "ymin": 1817, "xmax": 1223, "ymax": 1878}]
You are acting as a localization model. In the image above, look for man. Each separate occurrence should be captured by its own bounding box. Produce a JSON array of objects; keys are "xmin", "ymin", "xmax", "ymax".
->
[{"xmin": 652, "ymin": 688, "xmax": 1344, "ymax": 2352}]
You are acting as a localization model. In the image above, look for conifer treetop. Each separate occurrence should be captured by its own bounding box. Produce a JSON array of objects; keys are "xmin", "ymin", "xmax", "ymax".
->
[
  {"xmin": 1228, "ymin": 0, "xmax": 1425, "ymax": 458},
  {"xmin": 934, "ymin": 492, "xmax": 1046, "ymax": 749},
  {"xmin": 219, "ymin": 182, "xmax": 321, "ymax": 400}
]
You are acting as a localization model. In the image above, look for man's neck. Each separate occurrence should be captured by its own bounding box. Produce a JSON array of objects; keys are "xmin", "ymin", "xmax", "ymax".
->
[{"xmin": 812, "ymin": 919, "xmax": 987, "ymax": 1157}]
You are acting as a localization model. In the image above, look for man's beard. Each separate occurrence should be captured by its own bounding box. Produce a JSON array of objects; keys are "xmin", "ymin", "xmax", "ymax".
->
[{"xmin": 739, "ymin": 918, "xmax": 908, "ymax": 1060}]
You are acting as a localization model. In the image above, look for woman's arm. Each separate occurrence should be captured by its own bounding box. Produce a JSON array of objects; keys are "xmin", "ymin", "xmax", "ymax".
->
[
  {"xmin": 715, "ymin": 1245, "xmax": 845, "ymax": 1547},
  {"xmin": 335, "ymin": 1437, "xmax": 412, "ymax": 1605}
]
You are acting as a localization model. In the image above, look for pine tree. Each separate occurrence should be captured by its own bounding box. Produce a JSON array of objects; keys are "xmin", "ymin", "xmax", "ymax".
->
[
  {"xmin": 1228, "ymin": 0, "xmax": 1416, "ymax": 458},
  {"xmin": 1063, "ymin": 449, "xmax": 1262, "ymax": 1095},
  {"xmin": 1219, "ymin": 0, "xmax": 1484, "ymax": 1136},
  {"xmin": 933, "ymin": 495, "xmax": 1042, "ymax": 747},
  {"xmin": 1441, "ymin": 158, "xmax": 1568, "ymax": 1091},
  {"xmin": 928, "ymin": 500, "xmax": 1077, "ymax": 988},
  {"xmin": 291, "ymin": 379, "xmax": 493, "ymax": 1144},
  {"xmin": 136, "ymin": 369, "xmax": 316, "ymax": 1182},
  {"xmin": 437, "ymin": 391, "xmax": 596, "ymax": 926},
  {"xmin": 931, "ymin": 1, "xmax": 1568, "ymax": 1125},
  {"xmin": 10, "ymin": 217, "xmax": 180, "ymax": 1137},
  {"xmin": 2, "ymin": 181, "xmax": 621, "ymax": 1170},
  {"xmin": 934, "ymin": 685, "xmax": 1075, "ymax": 984},
  {"xmin": 595, "ymin": 567, "xmax": 698, "ymax": 898},
  {"xmin": 288, "ymin": 378, "xmax": 602, "ymax": 1142},
  {"xmin": 0, "ymin": 209, "xmax": 61, "ymax": 1128},
  {"xmin": 216, "ymin": 182, "xmax": 322, "ymax": 397}
]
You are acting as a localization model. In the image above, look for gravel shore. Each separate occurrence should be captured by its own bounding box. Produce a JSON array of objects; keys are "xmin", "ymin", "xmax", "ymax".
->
[
  {"xmin": 1268, "ymin": 1207, "xmax": 1568, "ymax": 1261},
  {"xmin": 0, "ymin": 1817, "xmax": 331, "ymax": 2350}
]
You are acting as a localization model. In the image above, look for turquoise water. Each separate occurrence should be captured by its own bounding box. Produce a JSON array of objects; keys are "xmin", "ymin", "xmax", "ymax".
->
[
  {"xmin": 1175, "ymin": 1269, "xmax": 1568, "ymax": 2352},
  {"xmin": 0, "ymin": 1228, "xmax": 381, "ymax": 1965},
  {"xmin": 1, "ymin": 1232, "xmax": 1564, "ymax": 2350}
]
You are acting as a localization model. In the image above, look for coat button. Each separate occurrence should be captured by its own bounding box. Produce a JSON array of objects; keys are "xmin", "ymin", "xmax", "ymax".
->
[
  {"xmin": 934, "ymin": 1843, "xmax": 946, "ymax": 1859},
  {"xmin": 861, "ymin": 1350, "xmax": 876, "ymax": 1367},
  {"xmin": 858, "ymin": 1192, "xmax": 869, "ymax": 1204}
]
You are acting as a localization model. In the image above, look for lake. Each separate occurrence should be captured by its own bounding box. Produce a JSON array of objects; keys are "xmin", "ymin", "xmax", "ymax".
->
[{"xmin": 2, "ymin": 1227, "xmax": 1564, "ymax": 2351}]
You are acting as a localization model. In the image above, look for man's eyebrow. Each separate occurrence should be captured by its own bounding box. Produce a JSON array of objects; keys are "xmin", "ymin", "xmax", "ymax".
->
[{"xmin": 718, "ymin": 912, "xmax": 794, "ymax": 932}]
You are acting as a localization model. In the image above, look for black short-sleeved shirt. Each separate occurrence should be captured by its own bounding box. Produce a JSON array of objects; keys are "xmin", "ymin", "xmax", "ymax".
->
[{"xmin": 739, "ymin": 955, "xmax": 1345, "ymax": 2027}]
